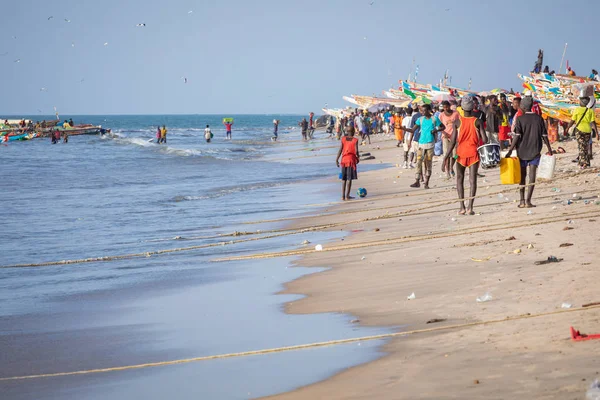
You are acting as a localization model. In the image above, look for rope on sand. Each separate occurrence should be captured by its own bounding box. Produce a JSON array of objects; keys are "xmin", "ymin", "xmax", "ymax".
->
[
  {"xmin": 212, "ymin": 209, "xmax": 600, "ymax": 262},
  {"xmin": 0, "ymin": 224, "xmax": 341, "ymax": 269},
  {"xmin": 2, "ymin": 304, "xmax": 599, "ymax": 382},
  {"xmin": 1, "ymin": 183, "xmax": 596, "ymax": 269}
]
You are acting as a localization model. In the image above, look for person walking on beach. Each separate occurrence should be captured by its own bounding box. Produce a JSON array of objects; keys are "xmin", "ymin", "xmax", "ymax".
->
[
  {"xmin": 439, "ymin": 100, "xmax": 459, "ymax": 179},
  {"xmin": 161, "ymin": 125, "xmax": 167, "ymax": 144},
  {"xmin": 402, "ymin": 104, "xmax": 445, "ymax": 189},
  {"xmin": 511, "ymin": 96, "xmax": 523, "ymax": 135},
  {"xmin": 272, "ymin": 119, "xmax": 279, "ymax": 141},
  {"xmin": 299, "ymin": 118, "xmax": 308, "ymax": 140},
  {"xmin": 204, "ymin": 125, "xmax": 213, "ymax": 143},
  {"xmin": 564, "ymin": 95, "xmax": 598, "ymax": 169},
  {"xmin": 401, "ymin": 107, "xmax": 415, "ymax": 168},
  {"xmin": 505, "ymin": 96, "xmax": 553, "ymax": 208},
  {"xmin": 358, "ymin": 113, "xmax": 370, "ymax": 144},
  {"xmin": 443, "ymin": 96, "xmax": 487, "ymax": 215},
  {"xmin": 394, "ymin": 111, "xmax": 404, "ymax": 147},
  {"xmin": 308, "ymin": 112, "xmax": 315, "ymax": 139},
  {"xmin": 335, "ymin": 116, "xmax": 342, "ymax": 140},
  {"xmin": 223, "ymin": 120, "xmax": 233, "ymax": 140},
  {"xmin": 363, "ymin": 114, "xmax": 372, "ymax": 144},
  {"xmin": 336, "ymin": 126, "xmax": 360, "ymax": 201},
  {"xmin": 498, "ymin": 94, "xmax": 511, "ymax": 150},
  {"xmin": 485, "ymin": 95, "xmax": 501, "ymax": 144}
]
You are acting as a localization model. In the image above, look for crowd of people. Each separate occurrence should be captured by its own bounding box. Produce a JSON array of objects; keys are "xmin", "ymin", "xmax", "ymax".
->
[{"xmin": 333, "ymin": 91, "xmax": 598, "ymax": 213}]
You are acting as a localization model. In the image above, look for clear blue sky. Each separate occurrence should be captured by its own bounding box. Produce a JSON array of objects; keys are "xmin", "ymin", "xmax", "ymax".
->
[{"xmin": 1, "ymin": 0, "xmax": 597, "ymax": 115}]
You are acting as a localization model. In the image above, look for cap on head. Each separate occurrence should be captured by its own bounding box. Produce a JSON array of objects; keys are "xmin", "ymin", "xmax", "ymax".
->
[
  {"xmin": 461, "ymin": 96, "xmax": 474, "ymax": 111},
  {"xmin": 521, "ymin": 96, "xmax": 534, "ymax": 111}
]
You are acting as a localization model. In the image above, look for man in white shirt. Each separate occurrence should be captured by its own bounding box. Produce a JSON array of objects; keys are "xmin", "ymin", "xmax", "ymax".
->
[
  {"xmin": 402, "ymin": 108, "xmax": 415, "ymax": 168},
  {"xmin": 204, "ymin": 125, "xmax": 212, "ymax": 143}
]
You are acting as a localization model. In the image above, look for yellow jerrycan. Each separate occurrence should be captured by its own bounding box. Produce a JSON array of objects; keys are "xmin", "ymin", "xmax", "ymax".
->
[{"xmin": 500, "ymin": 157, "xmax": 521, "ymax": 184}]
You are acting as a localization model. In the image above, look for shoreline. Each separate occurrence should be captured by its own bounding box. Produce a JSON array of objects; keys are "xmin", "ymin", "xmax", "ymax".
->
[
  {"xmin": 0, "ymin": 131, "xmax": 394, "ymax": 400},
  {"xmin": 267, "ymin": 135, "xmax": 600, "ymax": 399}
]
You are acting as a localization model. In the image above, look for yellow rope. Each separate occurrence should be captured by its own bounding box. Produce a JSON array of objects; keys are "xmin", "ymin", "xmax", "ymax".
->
[
  {"xmin": 2, "ymin": 304, "xmax": 598, "ymax": 382},
  {"xmin": 212, "ymin": 209, "xmax": 600, "ymax": 262},
  {"xmin": 2, "ymin": 184, "xmax": 594, "ymax": 269}
]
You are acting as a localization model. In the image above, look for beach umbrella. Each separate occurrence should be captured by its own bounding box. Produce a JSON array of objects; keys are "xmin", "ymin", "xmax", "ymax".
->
[
  {"xmin": 368, "ymin": 103, "xmax": 391, "ymax": 113},
  {"xmin": 464, "ymin": 93, "xmax": 478, "ymax": 97},
  {"xmin": 411, "ymin": 96, "xmax": 432, "ymax": 106},
  {"xmin": 490, "ymin": 88, "xmax": 507, "ymax": 94},
  {"xmin": 431, "ymin": 93, "xmax": 456, "ymax": 102}
]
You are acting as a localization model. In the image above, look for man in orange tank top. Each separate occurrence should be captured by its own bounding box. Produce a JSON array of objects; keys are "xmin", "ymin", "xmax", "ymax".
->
[
  {"xmin": 443, "ymin": 96, "xmax": 488, "ymax": 215},
  {"xmin": 336, "ymin": 126, "xmax": 360, "ymax": 201}
]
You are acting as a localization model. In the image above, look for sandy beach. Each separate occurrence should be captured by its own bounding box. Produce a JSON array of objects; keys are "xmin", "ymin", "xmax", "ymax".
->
[{"xmin": 266, "ymin": 135, "xmax": 600, "ymax": 399}]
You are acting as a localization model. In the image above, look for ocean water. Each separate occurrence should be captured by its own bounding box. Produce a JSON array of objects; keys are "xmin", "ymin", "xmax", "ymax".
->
[{"xmin": 0, "ymin": 115, "xmax": 389, "ymax": 400}]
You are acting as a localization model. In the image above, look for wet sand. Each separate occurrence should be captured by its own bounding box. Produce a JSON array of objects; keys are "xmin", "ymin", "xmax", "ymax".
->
[
  {"xmin": 269, "ymin": 137, "xmax": 600, "ymax": 399},
  {"xmin": 1, "ymin": 179, "xmax": 390, "ymax": 400}
]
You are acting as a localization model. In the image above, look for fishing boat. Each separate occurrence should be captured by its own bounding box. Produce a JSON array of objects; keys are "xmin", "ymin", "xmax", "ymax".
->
[
  {"xmin": 53, "ymin": 125, "xmax": 104, "ymax": 135},
  {"xmin": 3, "ymin": 132, "xmax": 30, "ymax": 141}
]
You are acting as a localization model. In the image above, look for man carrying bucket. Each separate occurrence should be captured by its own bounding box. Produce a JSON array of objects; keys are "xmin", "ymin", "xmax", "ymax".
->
[
  {"xmin": 443, "ymin": 96, "xmax": 487, "ymax": 215},
  {"xmin": 505, "ymin": 96, "xmax": 553, "ymax": 208}
]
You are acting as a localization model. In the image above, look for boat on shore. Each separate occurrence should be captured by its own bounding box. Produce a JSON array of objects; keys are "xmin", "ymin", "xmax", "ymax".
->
[
  {"xmin": 2, "ymin": 132, "xmax": 38, "ymax": 142},
  {"xmin": 54, "ymin": 124, "xmax": 104, "ymax": 136},
  {"xmin": 2, "ymin": 123, "xmax": 107, "ymax": 140}
]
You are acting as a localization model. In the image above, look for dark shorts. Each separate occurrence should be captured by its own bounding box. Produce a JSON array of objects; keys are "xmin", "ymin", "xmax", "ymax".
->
[
  {"xmin": 520, "ymin": 156, "xmax": 540, "ymax": 169},
  {"xmin": 226, "ymin": 131, "xmax": 231, "ymax": 134},
  {"xmin": 341, "ymin": 166, "xmax": 357, "ymax": 181}
]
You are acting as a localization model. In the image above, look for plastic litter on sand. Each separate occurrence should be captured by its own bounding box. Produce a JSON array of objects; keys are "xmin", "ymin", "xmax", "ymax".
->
[
  {"xmin": 315, "ymin": 244, "xmax": 323, "ymax": 251},
  {"xmin": 561, "ymin": 302, "xmax": 573, "ymax": 309},
  {"xmin": 586, "ymin": 379, "xmax": 600, "ymax": 400},
  {"xmin": 476, "ymin": 292, "xmax": 493, "ymax": 303},
  {"xmin": 407, "ymin": 292, "xmax": 416, "ymax": 300}
]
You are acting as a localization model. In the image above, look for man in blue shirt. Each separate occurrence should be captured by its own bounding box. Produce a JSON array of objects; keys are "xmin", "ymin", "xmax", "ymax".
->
[{"xmin": 402, "ymin": 104, "xmax": 445, "ymax": 189}]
